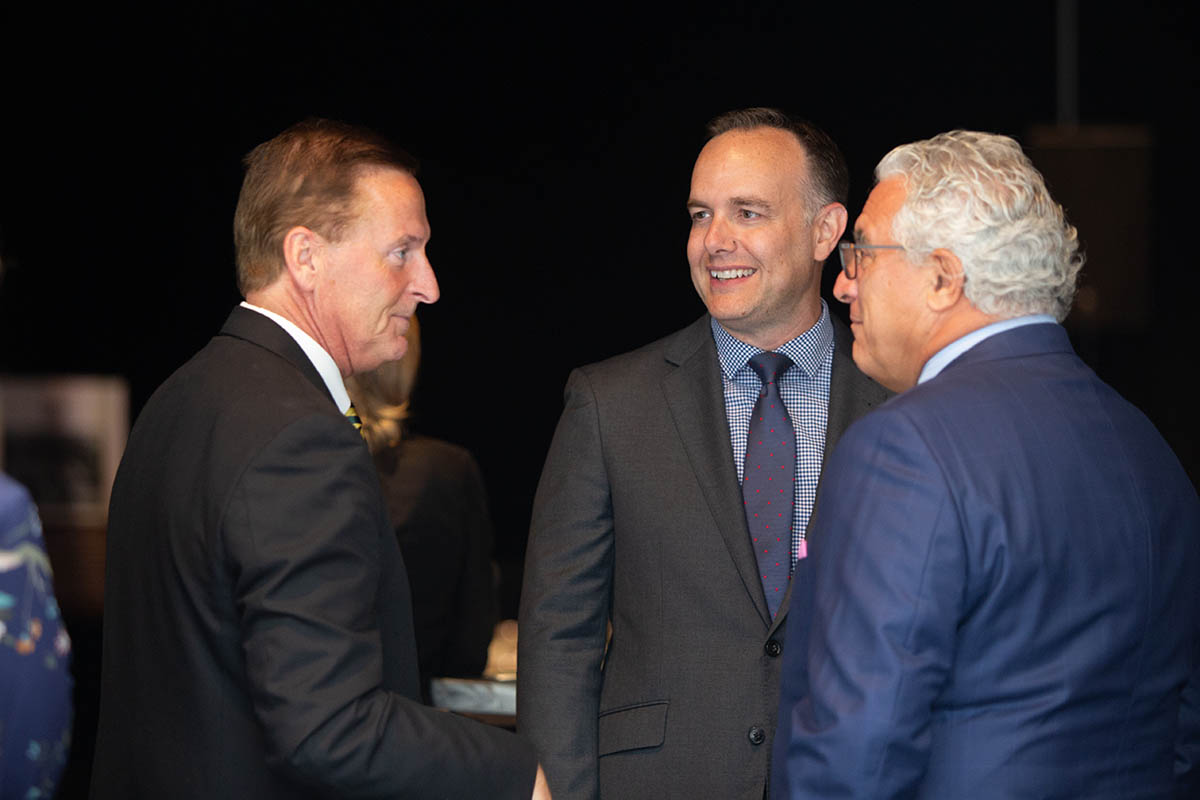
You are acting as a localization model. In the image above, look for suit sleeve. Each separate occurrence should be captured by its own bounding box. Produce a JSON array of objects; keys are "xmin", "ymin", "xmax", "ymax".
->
[
  {"xmin": 518, "ymin": 369, "xmax": 614, "ymax": 800},
  {"xmin": 777, "ymin": 409, "xmax": 963, "ymax": 799},
  {"xmin": 1177, "ymin": 643, "xmax": 1200, "ymax": 797},
  {"xmin": 226, "ymin": 413, "xmax": 536, "ymax": 798}
]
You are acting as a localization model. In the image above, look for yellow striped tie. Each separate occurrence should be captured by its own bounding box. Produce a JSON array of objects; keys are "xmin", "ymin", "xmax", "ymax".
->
[{"xmin": 345, "ymin": 404, "xmax": 363, "ymax": 432}]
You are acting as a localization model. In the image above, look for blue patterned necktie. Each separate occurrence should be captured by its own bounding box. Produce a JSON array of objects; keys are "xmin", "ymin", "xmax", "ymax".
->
[{"xmin": 742, "ymin": 352, "xmax": 795, "ymax": 618}]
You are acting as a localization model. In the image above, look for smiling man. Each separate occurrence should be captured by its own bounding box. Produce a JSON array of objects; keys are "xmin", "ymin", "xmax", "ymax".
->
[
  {"xmin": 774, "ymin": 130, "xmax": 1200, "ymax": 798},
  {"xmin": 518, "ymin": 108, "xmax": 889, "ymax": 799},
  {"xmin": 91, "ymin": 120, "xmax": 548, "ymax": 799}
]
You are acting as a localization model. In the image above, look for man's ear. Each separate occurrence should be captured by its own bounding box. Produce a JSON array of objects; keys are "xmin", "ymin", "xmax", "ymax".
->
[
  {"xmin": 281, "ymin": 226, "xmax": 323, "ymax": 292},
  {"xmin": 811, "ymin": 202, "xmax": 848, "ymax": 262},
  {"xmin": 926, "ymin": 248, "xmax": 965, "ymax": 312}
]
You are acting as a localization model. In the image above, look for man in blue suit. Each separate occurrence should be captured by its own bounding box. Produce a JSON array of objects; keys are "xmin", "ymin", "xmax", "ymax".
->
[{"xmin": 774, "ymin": 130, "xmax": 1199, "ymax": 798}]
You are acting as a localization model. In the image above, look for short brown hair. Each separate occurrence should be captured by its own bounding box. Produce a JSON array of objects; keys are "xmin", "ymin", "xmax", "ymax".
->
[
  {"xmin": 706, "ymin": 107, "xmax": 849, "ymax": 216},
  {"xmin": 233, "ymin": 118, "xmax": 419, "ymax": 294}
]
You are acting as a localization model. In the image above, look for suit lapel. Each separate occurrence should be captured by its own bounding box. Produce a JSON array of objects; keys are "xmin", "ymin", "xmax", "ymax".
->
[
  {"xmin": 217, "ymin": 305, "xmax": 336, "ymax": 405},
  {"xmin": 661, "ymin": 317, "xmax": 774, "ymax": 627}
]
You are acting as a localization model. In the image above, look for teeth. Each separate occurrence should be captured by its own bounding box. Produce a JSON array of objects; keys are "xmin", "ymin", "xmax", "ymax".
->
[{"xmin": 710, "ymin": 268, "xmax": 754, "ymax": 280}]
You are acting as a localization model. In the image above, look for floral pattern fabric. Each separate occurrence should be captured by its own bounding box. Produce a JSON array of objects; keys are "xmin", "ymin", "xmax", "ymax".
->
[{"xmin": 0, "ymin": 473, "xmax": 71, "ymax": 800}]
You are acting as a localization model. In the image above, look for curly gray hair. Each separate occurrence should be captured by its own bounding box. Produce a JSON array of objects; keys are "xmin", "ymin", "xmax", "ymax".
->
[{"xmin": 876, "ymin": 130, "xmax": 1083, "ymax": 321}]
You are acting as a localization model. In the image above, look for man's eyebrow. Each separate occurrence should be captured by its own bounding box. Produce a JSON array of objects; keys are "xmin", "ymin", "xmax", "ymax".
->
[
  {"xmin": 388, "ymin": 234, "xmax": 423, "ymax": 249},
  {"xmin": 729, "ymin": 195, "xmax": 773, "ymax": 209}
]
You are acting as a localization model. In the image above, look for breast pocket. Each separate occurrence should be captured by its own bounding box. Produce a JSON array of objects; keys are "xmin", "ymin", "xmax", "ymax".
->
[{"xmin": 597, "ymin": 700, "xmax": 669, "ymax": 756}]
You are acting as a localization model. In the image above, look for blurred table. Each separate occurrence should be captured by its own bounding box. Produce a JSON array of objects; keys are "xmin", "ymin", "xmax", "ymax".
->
[{"xmin": 430, "ymin": 618, "xmax": 518, "ymax": 727}]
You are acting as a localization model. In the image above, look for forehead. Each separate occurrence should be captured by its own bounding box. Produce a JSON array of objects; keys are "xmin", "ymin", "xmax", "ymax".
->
[
  {"xmin": 348, "ymin": 167, "xmax": 428, "ymax": 229},
  {"xmin": 690, "ymin": 127, "xmax": 809, "ymax": 200},
  {"xmin": 855, "ymin": 176, "xmax": 906, "ymax": 241}
]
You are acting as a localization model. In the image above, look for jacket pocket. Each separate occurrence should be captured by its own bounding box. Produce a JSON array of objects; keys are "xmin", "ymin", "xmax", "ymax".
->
[{"xmin": 597, "ymin": 700, "xmax": 669, "ymax": 756}]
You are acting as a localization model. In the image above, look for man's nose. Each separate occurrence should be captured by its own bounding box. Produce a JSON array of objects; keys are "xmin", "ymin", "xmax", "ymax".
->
[
  {"xmin": 833, "ymin": 269, "xmax": 856, "ymax": 305},
  {"xmin": 414, "ymin": 257, "xmax": 440, "ymax": 304},
  {"xmin": 704, "ymin": 214, "xmax": 735, "ymax": 254}
]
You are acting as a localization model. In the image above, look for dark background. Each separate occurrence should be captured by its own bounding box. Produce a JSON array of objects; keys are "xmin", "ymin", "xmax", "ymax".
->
[{"xmin": 0, "ymin": 2, "xmax": 1195, "ymax": 794}]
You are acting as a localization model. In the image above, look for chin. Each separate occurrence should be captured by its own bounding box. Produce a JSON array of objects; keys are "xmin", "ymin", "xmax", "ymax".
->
[
  {"xmin": 850, "ymin": 346, "xmax": 877, "ymax": 379},
  {"xmin": 386, "ymin": 338, "xmax": 410, "ymax": 362}
]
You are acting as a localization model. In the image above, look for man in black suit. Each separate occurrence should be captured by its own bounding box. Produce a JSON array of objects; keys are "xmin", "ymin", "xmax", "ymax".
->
[
  {"xmin": 517, "ymin": 109, "xmax": 890, "ymax": 799},
  {"xmin": 91, "ymin": 120, "xmax": 549, "ymax": 799}
]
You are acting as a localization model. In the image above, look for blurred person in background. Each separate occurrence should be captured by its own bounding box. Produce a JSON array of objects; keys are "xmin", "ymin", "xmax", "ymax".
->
[{"xmin": 347, "ymin": 315, "xmax": 498, "ymax": 700}]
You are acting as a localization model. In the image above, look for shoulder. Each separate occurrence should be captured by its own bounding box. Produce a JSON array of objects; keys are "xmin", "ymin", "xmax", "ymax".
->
[
  {"xmin": 834, "ymin": 396, "xmax": 927, "ymax": 459},
  {"xmin": 389, "ymin": 435, "xmax": 481, "ymax": 479},
  {"xmin": 151, "ymin": 333, "xmax": 336, "ymax": 432},
  {"xmin": 0, "ymin": 472, "xmax": 33, "ymax": 516},
  {"xmin": 121, "ymin": 335, "xmax": 354, "ymax": 512},
  {"xmin": 0, "ymin": 473, "xmax": 38, "ymax": 544},
  {"xmin": 573, "ymin": 315, "xmax": 713, "ymax": 390}
]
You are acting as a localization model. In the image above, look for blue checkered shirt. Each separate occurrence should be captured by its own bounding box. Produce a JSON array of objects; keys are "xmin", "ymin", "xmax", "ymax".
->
[{"xmin": 712, "ymin": 301, "xmax": 834, "ymax": 567}]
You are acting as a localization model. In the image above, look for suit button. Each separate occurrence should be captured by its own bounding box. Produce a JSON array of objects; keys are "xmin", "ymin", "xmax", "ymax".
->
[
  {"xmin": 748, "ymin": 726, "xmax": 766, "ymax": 745},
  {"xmin": 764, "ymin": 639, "xmax": 782, "ymax": 657}
]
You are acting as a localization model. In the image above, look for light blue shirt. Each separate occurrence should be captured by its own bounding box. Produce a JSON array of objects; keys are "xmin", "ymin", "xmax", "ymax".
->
[{"xmin": 918, "ymin": 314, "xmax": 1058, "ymax": 384}]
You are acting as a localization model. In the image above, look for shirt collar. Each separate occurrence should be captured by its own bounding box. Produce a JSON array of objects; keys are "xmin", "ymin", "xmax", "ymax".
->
[
  {"xmin": 918, "ymin": 314, "xmax": 1058, "ymax": 384},
  {"xmin": 712, "ymin": 300, "xmax": 834, "ymax": 380},
  {"xmin": 239, "ymin": 301, "xmax": 352, "ymax": 412}
]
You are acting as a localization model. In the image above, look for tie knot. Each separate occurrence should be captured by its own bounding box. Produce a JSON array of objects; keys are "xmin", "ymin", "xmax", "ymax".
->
[{"xmin": 748, "ymin": 351, "xmax": 793, "ymax": 384}]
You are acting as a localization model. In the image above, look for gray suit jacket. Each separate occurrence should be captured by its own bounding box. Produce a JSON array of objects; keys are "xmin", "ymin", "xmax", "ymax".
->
[{"xmin": 518, "ymin": 313, "xmax": 890, "ymax": 800}]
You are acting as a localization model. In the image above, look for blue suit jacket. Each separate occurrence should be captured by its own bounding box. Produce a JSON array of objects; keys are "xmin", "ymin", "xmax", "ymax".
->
[{"xmin": 773, "ymin": 323, "xmax": 1200, "ymax": 799}]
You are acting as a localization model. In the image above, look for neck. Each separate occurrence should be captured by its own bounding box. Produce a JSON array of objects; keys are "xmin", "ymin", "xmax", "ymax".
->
[
  {"xmin": 733, "ymin": 300, "xmax": 822, "ymax": 352},
  {"xmin": 245, "ymin": 283, "xmax": 347, "ymax": 376},
  {"xmin": 918, "ymin": 305, "xmax": 1004, "ymax": 373}
]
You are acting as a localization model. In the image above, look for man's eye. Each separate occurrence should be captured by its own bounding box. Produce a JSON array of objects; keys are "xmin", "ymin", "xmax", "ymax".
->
[
  {"xmin": 738, "ymin": 209, "xmax": 761, "ymax": 220},
  {"xmin": 690, "ymin": 209, "xmax": 710, "ymax": 222},
  {"xmin": 392, "ymin": 249, "xmax": 408, "ymax": 261}
]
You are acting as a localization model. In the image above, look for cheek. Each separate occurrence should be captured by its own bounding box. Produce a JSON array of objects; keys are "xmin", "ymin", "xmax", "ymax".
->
[
  {"xmin": 686, "ymin": 232, "xmax": 705, "ymax": 267},
  {"xmin": 858, "ymin": 288, "xmax": 888, "ymax": 344},
  {"xmin": 379, "ymin": 267, "xmax": 410, "ymax": 301}
]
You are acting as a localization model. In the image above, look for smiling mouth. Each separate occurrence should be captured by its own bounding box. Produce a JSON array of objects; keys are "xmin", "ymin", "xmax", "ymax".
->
[{"xmin": 709, "ymin": 268, "xmax": 755, "ymax": 280}]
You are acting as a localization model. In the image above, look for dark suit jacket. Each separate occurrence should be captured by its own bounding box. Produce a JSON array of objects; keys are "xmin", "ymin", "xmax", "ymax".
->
[
  {"xmin": 518, "ymin": 313, "xmax": 890, "ymax": 800},
  {"xmin": 774, "ymin": 323, "xmax": 1200, "ymax": 799},
  {"xmin": 91, "ymin": 306, "xmax": 536, "ymax": 799}
]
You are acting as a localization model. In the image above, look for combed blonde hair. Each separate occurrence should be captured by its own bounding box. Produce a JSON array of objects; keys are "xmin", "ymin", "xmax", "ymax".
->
[{"xmin": 345, "ymin": 316, "xmax": 421, "ymax": 453}]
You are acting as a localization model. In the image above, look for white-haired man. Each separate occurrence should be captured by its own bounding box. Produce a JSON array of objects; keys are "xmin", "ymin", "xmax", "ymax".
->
[{"xmin": 774, "ymin": 130, "xmax": 1199, "ymax": 798}]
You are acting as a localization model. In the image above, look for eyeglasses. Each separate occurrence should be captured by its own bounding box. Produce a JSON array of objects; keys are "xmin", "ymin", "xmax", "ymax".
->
[{"xmin": 838, "ymin": 242, "xmax": 905, "ymax": 279}]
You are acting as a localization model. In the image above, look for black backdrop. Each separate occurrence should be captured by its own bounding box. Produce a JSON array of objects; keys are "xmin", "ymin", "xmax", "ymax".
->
[{"xmin": 2, "ymin": 2, "xmax": 1196, "ymax": 616}]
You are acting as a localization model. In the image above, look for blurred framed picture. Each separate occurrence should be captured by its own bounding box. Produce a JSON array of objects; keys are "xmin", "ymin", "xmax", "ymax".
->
[{"xmin": 0, "ymin": 375, "xmax": 128, "ymax": 527}]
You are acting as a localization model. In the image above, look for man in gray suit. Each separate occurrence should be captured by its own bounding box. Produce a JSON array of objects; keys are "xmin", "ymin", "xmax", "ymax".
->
[{"xmin": 518, "ymin": 108, "xmax": 890, "ymax": 799}]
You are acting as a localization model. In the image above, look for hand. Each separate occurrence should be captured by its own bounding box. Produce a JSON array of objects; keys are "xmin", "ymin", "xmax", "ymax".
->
[{"xmin": 531, "ymin": 764, "xmax": 552, "ymax": 800}]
